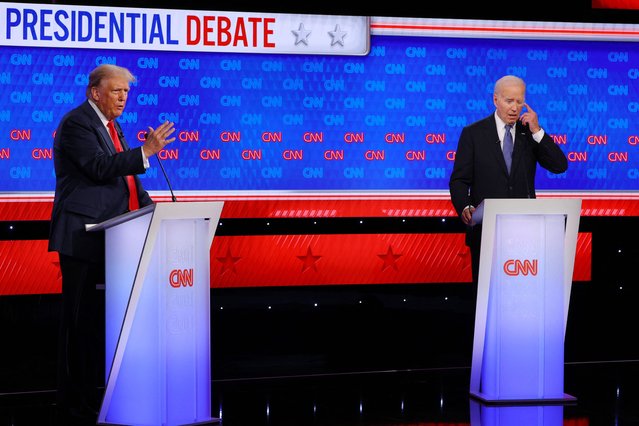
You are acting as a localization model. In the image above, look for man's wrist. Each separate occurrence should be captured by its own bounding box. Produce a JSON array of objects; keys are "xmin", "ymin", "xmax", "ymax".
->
[
  {"xmin": 141, "ymin": 147, "xmax": 150, "ymax": 169},
  {"xmin": 531, "ymin": 127, "xmax": 545, "ymax": 142}
]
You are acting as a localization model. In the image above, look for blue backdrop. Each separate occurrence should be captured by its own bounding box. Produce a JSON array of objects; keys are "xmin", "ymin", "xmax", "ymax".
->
[{"xmin": 1, "ymin": 34, "xmax": 637, "ymax": 192}]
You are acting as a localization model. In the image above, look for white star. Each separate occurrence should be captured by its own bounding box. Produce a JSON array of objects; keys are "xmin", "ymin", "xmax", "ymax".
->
[
  {"xmin": 292, "ymin": 23, "xmax": 311, "ymax": 46},
  {"xmin": 328, "ymin": 24, "xmax": 347, "ymax": 46}
]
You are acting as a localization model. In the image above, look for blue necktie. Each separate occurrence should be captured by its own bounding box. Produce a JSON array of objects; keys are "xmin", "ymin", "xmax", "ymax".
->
[{"xmin": 503, "ymin": 124, "xmax": 513, "ymax": 173}]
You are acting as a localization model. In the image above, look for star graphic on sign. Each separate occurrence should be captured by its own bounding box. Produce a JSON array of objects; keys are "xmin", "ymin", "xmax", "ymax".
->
[
  {"xmin": 378, "ymin": 245, "xmax": 402, "ymax": 271},
  {"xmin": 216, "ymin": 248, "xmax": 241, "ymax": 275},
  {"xmin": 328, "ymin": 24, "xmax": 347, "ymax": 46},
  {"xmin": 292, "ymin": 23, "xmax": 312, "ymax": 46},
  {"xmin": 297, "ymin": 247, "xmax": 322, "ymax": 272}
]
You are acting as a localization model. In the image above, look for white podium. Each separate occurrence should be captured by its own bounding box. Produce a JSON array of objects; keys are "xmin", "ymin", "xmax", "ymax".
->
[
  {"xmin": 469, "ymin": 198, "xmax": 581, "ymax": 404},
  {"xmin": 469, "ymin": 399, "xmax": 564, "ymax": 425},
  {"xmin": 89, "ymin": 201, "xmax": 224, "ymax": 425}
]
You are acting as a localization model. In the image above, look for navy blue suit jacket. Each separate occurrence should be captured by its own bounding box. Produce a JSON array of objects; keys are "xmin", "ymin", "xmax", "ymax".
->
[
  {"xmin": 449, "ymin": 114, "xmax": 568, "ymax": 218},
  {"xmin": 49, "ymin": 101, "xmax": 153, "ymax": 261}
]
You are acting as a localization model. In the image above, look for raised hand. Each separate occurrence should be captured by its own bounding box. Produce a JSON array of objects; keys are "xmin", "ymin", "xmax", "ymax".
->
[
  {"xmin": 519, "ymin": 103, "xmax": 541, "ymax": 133},
  {"xmin": 142, "ymin": 121, "xmax": 176, "ymax": 157}
]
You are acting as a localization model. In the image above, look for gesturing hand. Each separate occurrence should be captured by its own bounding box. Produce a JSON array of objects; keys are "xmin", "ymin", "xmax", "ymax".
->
[{"xmin": 142, "ymin": 121, "xmax": 176, "ymax": 157}]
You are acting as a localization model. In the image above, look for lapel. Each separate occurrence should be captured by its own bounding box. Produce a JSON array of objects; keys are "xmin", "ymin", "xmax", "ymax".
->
[
  {"xmin": 97, "ymin": 124, "xmax": 117, "ymax": 155},
  {"xmin": 484, "ymin": 115, "xmax": 509, "ymax": 176},
  {"xmin": 82, "ymin": 101, "xmax": 117, "ymax": 155},
  {"xmin": 83, "ymin": 101, "xmax": 136, "ymax": 190},
  {"xmin": 510, "ymin": 122, "xmax": 528, "ymax": 175}
]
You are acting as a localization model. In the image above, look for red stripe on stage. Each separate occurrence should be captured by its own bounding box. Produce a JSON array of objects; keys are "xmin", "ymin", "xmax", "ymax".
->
[{"xmin": 1, "ymin": 197, "xmax": 639, "ymax": 219}]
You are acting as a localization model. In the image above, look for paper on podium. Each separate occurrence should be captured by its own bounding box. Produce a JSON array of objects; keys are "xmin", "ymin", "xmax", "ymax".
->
[{"xmin": 470, "ymin": 201, "xmax": 484, "ymax": 226}]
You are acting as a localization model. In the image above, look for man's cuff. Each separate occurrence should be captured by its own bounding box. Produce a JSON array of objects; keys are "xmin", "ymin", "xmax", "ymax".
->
[
  {"xmin": 532, "ymin": 128, "xmax": 545, "ymax": 143},
  {"xmin": 141, "ymin": 147, "xmax": 150, "ymax": 169}
]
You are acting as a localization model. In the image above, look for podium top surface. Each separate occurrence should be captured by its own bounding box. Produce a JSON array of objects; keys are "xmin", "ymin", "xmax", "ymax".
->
[
  {"xmin": 86, "ymin": 204, "xmax": 155, "ymax": 232},
  {"xmin": 86, "ymin": 201, "xmax": 224, "ymax": 232},
  {"xmin": 482, "ymin": 198, "xmax": 581, "ymax": 215}
]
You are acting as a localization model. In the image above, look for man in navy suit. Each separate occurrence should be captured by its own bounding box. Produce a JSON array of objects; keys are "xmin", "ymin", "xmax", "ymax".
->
[
  {"xmin": 48, "ymin": 64, "xmax": 175, "ymax": 424},
  {"xmin": 449, "ymin": 75, "xmax": 568, "ymax": 286}
]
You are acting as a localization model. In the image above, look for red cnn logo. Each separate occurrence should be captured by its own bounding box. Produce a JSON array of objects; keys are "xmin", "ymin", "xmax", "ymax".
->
[
  {"xmin": 503, "ymin": 259, "xmax": 538, "ymax": 276},
  {"xmin": 169, "ymin": 269, "xmax": 193, "ymax": 288}
]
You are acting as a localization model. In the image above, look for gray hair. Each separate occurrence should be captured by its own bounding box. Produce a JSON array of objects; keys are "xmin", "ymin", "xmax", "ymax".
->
[{"xmin": 494, "ymin": 75, "xmax": 525, "ymax": 95}]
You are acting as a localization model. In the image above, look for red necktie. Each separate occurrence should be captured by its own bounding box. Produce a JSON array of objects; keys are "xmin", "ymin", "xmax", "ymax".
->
[{"xmin": 107, "ymin": 120, "xmax": 139, "ymax": 211}]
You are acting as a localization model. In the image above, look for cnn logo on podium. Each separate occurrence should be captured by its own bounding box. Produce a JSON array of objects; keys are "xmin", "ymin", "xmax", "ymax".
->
[
  {"xmin": 503, "ymin": 259, "xmax": 538, "ymax": 276},
  {"xmin": 169, "ymin": 268, "xmax": 194, "ymax": 288}
]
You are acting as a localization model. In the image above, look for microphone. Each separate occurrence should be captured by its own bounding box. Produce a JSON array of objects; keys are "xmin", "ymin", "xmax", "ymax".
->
[
  {"xmin": 144, "ymin": 132, "xmax": 177, "ymax": 202},
  {"xmin": 156, "ymin": 154, "xmax": 178, "ymax": 202}
]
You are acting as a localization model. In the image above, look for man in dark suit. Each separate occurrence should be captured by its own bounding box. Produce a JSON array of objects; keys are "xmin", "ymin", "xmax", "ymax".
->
[
  {"xmin": 449, "ymin": 75, "xmax": 568, "ymax": 286},
  {"xmin": 48, "ymin": 64, "xmax": 175, "ymax": 424}
]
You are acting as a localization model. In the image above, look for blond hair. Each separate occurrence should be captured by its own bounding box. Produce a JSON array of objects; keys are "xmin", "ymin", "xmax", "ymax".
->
[{"xmin": 85, "ymin": 64, "xmax": 135, "ymax": 98}]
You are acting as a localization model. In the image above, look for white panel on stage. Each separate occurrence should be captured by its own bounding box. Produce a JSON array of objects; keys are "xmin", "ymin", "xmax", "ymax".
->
[
  {"xmin": 469, "ymin": 198, "xmax": 581, "ymax": 404},
  {"xmin": 89, "ymin": 202, "xmax": 223, "ymax": 425}
]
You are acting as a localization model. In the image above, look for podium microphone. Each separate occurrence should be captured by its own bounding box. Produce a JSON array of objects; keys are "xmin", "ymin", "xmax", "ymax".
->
[
  {"xmin": 144, "ymin": 132, "xmax": 177, "ymax": 202},
  {"xmin": 155, "ymin": 154, "xmax": 177, "ymax": 202}
]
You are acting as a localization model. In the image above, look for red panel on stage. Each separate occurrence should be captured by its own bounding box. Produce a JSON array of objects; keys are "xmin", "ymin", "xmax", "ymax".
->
[
  {"xmin": 210, "ymin": 233, "xmax": 472, "ymax": 287},
  {"xmin": 209, "ymin": 232, "xmax": 592, "ymax": 288},
  {"xmin": 0, "ymin": 240, "xmax": 61, "ymax": 295},
  {"xmin": 0, "ymin": 199, "xmax": 53, "ymax": 221},
  {"xmin": 592, "ymin": 0, "xmax": 639, "ymax": 10},
  {"xmin": 0, "ymin": 232, "xmax": 593, "ymax": 295},
  {"xmin": 575, "ymin": 232, "xmax": 592, "ymax": 282},
  {"xmin": 0, "ymin": 195, "xmax": 605, "ymax": 294}
]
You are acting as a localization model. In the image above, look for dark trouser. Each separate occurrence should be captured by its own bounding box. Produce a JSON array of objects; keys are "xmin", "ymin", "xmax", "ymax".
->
[
  {"xmin": 57, "ymin": 254, "xmax": 104, "ymax": 417},
  {"xmin": 464, "ymin": 225, "xmax": 482, "ymax": 343},
  {"xmin": 468, "ymin": 224, "xmax": 482, "ymax": 297}
]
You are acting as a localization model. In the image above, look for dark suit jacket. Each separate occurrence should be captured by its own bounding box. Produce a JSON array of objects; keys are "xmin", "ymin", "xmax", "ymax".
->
[
  {"xmin": 449, "ymin": 113, "xmax": 568, "ymax": 220},
  {"xmin": 48, "ymin": 100, "xmax": 153, "ymax": 261}
]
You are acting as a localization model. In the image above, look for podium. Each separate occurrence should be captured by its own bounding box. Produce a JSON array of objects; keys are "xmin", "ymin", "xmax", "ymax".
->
[
  {"xmin": 469, "ymin": 198, "xmax": 581, "ymax": 404},
  {"xmin": 469, "ymin": 399, "xmax": 564, "ymax": 425},
  {"xmin": 88, "ymin": 201, "xmax": 224, "ymax": 425}
]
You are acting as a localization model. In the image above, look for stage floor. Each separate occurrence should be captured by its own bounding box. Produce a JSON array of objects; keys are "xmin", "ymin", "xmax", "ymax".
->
[{"xmin": 1, "ymin": 360, "xmax": 638, "ymax": 425}]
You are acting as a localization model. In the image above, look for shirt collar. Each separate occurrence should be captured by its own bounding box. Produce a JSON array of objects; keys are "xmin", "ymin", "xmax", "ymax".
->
[
  {"xmin": 88, "ymin": 99, "xmax": 110, "ymax": 127},
  {"xmin": 494, "ymin": 112, "xmax": 510, "ymax": 131}
]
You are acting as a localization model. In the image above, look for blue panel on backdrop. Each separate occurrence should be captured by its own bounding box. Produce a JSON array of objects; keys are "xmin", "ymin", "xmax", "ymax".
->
[{"xmin": 0, "ymin": 35, "xmax": 637, "ymax": 192}]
